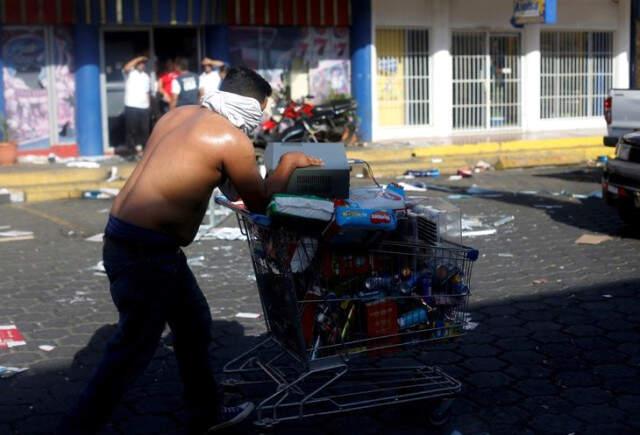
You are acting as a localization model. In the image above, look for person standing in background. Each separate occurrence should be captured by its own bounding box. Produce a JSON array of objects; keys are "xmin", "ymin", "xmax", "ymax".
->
[
  {"xmin": 122, "ymin": 56, "xmax": 151, "ymax": 156},
  {"xmin": 157, "ymin": 59, "xmax": 178, "ymax": 114},
  {"xmin": 198, "ymin": 57, "xmax": 225, "ymax": 98},
  {"xmin": 170, "ymin": 57, "xmax": 199, "ymax": 109}
]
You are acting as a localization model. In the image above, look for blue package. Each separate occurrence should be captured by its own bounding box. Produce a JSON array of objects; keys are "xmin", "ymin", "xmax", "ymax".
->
[{"xmin": 335, "ymin": 206, "xmax": 397, "ymax": 231}]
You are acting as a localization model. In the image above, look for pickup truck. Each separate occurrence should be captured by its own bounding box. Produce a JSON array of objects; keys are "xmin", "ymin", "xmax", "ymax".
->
[
  {"xmin": 603, "ymin": 89, "xmax": 640, "ymax": 146},
  {"xmin": 602, "ymin": 131, "xmax": 640, "ymax": 225}
]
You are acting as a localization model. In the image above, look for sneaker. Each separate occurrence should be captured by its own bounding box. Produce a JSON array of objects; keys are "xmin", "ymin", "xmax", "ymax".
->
[{"xmin": 207, "ymin": 402, "xmax": 255, "ymax": 433}]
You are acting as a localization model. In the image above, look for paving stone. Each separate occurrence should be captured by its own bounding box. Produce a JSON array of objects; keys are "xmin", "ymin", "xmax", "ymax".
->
[
  {"xmin": 571, "ymin": 404, "xmax": 626, "ymax": 425},
  {"xmin": 562, "ymin": 387, "xmax": 613, "ymax": 405}
]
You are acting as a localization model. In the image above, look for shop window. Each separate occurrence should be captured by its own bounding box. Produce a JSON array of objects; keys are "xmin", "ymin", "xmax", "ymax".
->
[
  {"xmin": 1, "ymin": 26, "xmax": 75, "ymax": 149},
  {"xmin": 541, "ymin": 31, "xmax": 613, "ymax": 119},
  {"xmin": 229, "ymin": 27, "xmax": 351, "ymax": 103},
  {"xmin": 375, "ymin": 28, "xmax": 430, "ymax": 127}
]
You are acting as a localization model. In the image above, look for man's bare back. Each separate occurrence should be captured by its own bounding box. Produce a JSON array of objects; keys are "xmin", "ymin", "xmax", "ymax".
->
[{"xmin": 111, "ymin": 105, "xmax": 320, "ymax": 246}]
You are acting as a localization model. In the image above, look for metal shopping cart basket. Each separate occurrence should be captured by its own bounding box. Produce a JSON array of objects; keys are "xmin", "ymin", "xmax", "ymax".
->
[{"xmin": 215, "ymin": 194, "xmax": 479, "ymax": 430}]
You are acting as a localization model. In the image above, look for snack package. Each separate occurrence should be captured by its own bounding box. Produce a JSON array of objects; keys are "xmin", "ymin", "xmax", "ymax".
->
[
  {"xmin": 349, "ymin": 184, "xmax": 406, "ymax": 211},
  {"xmin": 335, "ymin": 206, "xmax": 397, "ymax": 231},
  {"xmin": 267, "ymin": 194, "xmax": 335, "ymax": 221}
]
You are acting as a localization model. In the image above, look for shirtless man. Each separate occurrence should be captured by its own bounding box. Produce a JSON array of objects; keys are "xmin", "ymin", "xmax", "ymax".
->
[{"xmin": 59, "ymin": 67, "xmax": 321, "ymax": 434}]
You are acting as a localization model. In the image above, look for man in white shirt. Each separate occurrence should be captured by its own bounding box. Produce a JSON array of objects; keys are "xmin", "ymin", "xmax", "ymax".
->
[
  {"xmin": 198, "ymin": 57, "xmax": 225, "ymax": 98},
  {"xmin": 123, "ymin": 56, "xmax": 152, "ymax": 154}
]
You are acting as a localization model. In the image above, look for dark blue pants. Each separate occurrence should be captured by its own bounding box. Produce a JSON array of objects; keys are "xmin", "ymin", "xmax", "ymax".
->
[{"xmin": 65, "ymin": 237, "xmax": 219, "ymax": 433}]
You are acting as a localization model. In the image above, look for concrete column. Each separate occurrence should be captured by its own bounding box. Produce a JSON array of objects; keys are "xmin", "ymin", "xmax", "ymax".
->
[
  {"xmin": 74, "ymin": 24, "xmax": 104, "ymax": 156},
  {"xmin": 522, "ymin": 24, "xmax": 541, "ymax": 131},
  {"xmin": 431, "ymin": 0, "xmax": 452, "ymax": 137},
  {"xmin": 614, "ymin": 0, "xmax": 631, "ymax": 89},
  {"xmin": 204, "ymin": 25, "xmax": 230, "ymax": 64},
  {"xmin": 350, "ymin": 0, "xmax": 373, "ymax": 142}
]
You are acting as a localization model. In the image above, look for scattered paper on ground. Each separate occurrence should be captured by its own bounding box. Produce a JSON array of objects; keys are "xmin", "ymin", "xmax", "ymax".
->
[
  {"xmin": 533, "ymin": 278, "xmax": 548, "ymax": 285},
  {"xmin": 575, "ymin": 234, "xmax": 612, "ymax": 245},
  {"xmin": 493, "ymin": 215, "xmax": 515, "ymax": 227},
  {"xmin": 38, "ymin": 345, "xmax": 55, "ymax": 352},
  {"xmin": 498, "ymin": 253, "xmax": 514, "ymax": 257},
  {"xmin": 85, "ymin": 233, "xmax": 104, "ymax": 242},
  {"xmin": 0, "ymin": 230, "xmax": 34, "ymax": 243},
  {"xmin": 462, "ymin": 229, "xmax": 497, "ymax": 237},
  {"xmin": 197, "ymin": 227, "xmax": 247, "ymax": 241},
  {"xmin": 397, "ymin": 182, "xmax": 427, "ymax": 192},
  {"xmin": 236, "ymin": 312, "xmax": 261, "ymax": 319},
  {"xmin": 88, "ymin": 261, "xmax": 106, "ymax": 275},
  {"xmin": 187, "ymin": 256, "xmax": 206, "ymax": 267},
  {"xmin": 66, "ymin": 161, "xmax": 100, "ymax": 169},
  {"xmin": 0, "ymin": 366, "xmax": 29, "ymax": 379},
  {"xmin": 0, "ymin": 325, "xmax": 26, "ymax": 348}
]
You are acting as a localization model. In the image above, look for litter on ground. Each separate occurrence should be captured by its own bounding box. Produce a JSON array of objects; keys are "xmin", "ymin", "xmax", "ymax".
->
[
  {"xmin": 0, "ymin": 366, "xmax": 29, "ymax": 379},
  {"xmin": 533, "ymin": 278, "xmax": 548, "ymax": 285},
  {"xmin": 0, "ymin": 325, "xmax": 27, "ymax": 348},
  {"xmin": 498, "ymin": 253, "xmax": 514, "ymax": 257},
  {"xmin": 235, "ymin": 312, "xmax": 261, "ymax": 319},
  {"xmin": 187, "ymin": 256, "xmax": 206, "ymax": 267},
  {"xmin": 462, "ymin": 229, "xmax": 497, "ymax": 237},
  {"xmin": 66, "ymin": 161, "xmax": 101, "ymax": 169},
  {"xmin": 575, "ymin": 234, "xmax": 612, "ymax": 245},
  {"xmin": 0, "ymin": 230, "xmax": 34, "ymax": 242},
  {"xmin": 196, "ymin": 227, "xmax": 247, "ymax": 241},
  {"xmin": 448, "ymin": 175, "xmax": 463, "ymax": 181},
  {"xmin": 397, "ymin": 182, "xmax": 428, "ymax": 192},
  {"xmin": 85, "ymin": 233, "xmax": 104, "ymax": 242},
  {"xmin": 38, "ymin": 345, "xmax": 56, "ymax": 352},
  {"xmin": 493, "ymin": 215, "xmax": 515, "ymax": 227}
]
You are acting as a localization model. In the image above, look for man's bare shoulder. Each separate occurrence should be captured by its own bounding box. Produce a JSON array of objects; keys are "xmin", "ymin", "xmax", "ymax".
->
[{"xmin": 164, "ymin": 106, "xmax": 251, "ymax": 149}]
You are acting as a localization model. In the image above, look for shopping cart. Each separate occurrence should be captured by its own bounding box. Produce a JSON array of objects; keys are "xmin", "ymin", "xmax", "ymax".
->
[{"xmin": 216, "ymin": 191, "xmax": 478, "ymax": 430}]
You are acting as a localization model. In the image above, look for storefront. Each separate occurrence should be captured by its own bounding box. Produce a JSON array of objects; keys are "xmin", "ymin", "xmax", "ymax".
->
[
  {"xmin": 0, "ymin": 0, "xmax": 370, "ymax": 156},
  {"xmin": 371, "ymin": 0, "xmax": 632, "ymax": 141}
]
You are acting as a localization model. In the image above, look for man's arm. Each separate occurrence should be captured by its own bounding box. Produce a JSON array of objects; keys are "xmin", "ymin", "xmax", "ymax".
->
[
  {"xmin": 221, "ymin": 134, "xmax": 322, "ymax": 213},
  {"xmin": 123, "ymin": 56, "xmax": 147, "ymax": 73}
]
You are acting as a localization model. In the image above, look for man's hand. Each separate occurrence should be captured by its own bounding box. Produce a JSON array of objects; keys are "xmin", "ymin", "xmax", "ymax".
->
[{"xmin": 279, "ymin": 152, "xmax": 324, "ymax": 170}]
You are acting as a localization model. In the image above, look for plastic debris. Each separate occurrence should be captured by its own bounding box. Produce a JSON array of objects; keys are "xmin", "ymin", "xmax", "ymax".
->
[
  {"xmin": 0, "ymin": 230, "xmax": 34, "ymax": 243},
  {"xmin": 0, "ymin": 366, "xmax": 29, "ymax": 379},
  {"xmin": 463, "ymin": 321, "xmax": 480, "ymax": 331},
  {"xmin": 197, "ymin": 227, "xmax": 247, "ymax": 241},
  {"xmin": 0, "ymin": 325, "xmax": 26, "ymax": 348},
  {"xmin": 187, "ymin": 256, "xmax": 206, "ymax": 267},
  {"xmin": 575, "ymin": 234, "xmax": 612, "ymax": 245},
  {"xmin": 533, "ymin": 279, "xmax": 548, "ymax": 285},
  {"xmin": 82, "ymin": 188, "xmax": 119, "ymax": 199},
  {"xmin": 448, "ymin": 175, "xmax": 463, "ymax": 181},
  {"xmin": 105, "ymin": 166, "xmax": 120, "ymax": 182},
  {"xmin": 88, "ymin": 261, "xmax": 106, "ymax": 275},
  {"xmin": 462, "ymin": 229, "xmax": 497, "ymax": 237},
  {"xmin": 457, "ymin": 168, "xmax": 472, "ymax": 178},
  {"xmin": 493, "ymin": 215, "xmax": 515, "ymax": 227},
  {"xmin": 38, "ymin": 345, "xmax": 55, "ymax": 352},
  {"xmin": 235, "ymin": 312, "xmax": 261, "ymax": 319},
  {"xmin": 461, "ymin": 217, "xmax": 484, "ymax": 230},
  {"xmin": 498, "ymin": 253, "xmax": 514, "ymax": 257},
  {"xmin": 519, "ymin": 190, "xmax": 539, "ymax": 195},
  {"xmin": 404, "ymin": 169, "xmax": 440, "ymax": 178},
  {"xmin": 85, "ymin": 233, "xmax": 104, "ymax": 243},
  {"xmin": 597, "ymin": 155, "xmax": 608, "ymax": 164},
  {"xmin": 66, "ymin": 161, "xmax": 101, "ymax": 169},
  {"xmin": 431, "ymin": 158, "xmax": 443, "ymax": 163},
  {"xmin": 474, "ymin": 160, "xmax": 492, "ymax": 171},
  {"xmin": 397, "ymin": 182, "xmax": 428, "ymax": 192}
]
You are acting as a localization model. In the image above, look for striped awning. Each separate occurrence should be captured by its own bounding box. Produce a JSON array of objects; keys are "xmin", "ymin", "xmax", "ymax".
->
[{"xmin": 0, "ymin": 0, "xmax": 351, "ymax": 26}]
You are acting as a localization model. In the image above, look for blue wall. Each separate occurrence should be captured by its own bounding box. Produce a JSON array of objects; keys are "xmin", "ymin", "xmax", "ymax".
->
[
  {"xmin": 204, "ymin": 25, "xmax": 230, "ymax": 64},
  {"xmin": 350, "ymin": 0, "xmax": 373, "ymax": 142}
]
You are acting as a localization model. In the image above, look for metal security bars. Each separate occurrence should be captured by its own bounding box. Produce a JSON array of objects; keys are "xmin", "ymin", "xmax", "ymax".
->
[
  {"xmin": 540, "ymin": 31, "xmax": 613, "ymax": 119},
  {"xmin": 376, "ymin": 28, "xmax": 430, "ymax": 127},
  {"xmin": 452, "ymin": 32, "xmax": 521, "ymax": 130}
]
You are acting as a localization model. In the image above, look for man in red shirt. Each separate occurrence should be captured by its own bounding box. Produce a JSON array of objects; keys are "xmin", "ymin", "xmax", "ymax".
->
[{"xmin": 157, "ymin": 59, "xmax": 179, "ymax": 114}]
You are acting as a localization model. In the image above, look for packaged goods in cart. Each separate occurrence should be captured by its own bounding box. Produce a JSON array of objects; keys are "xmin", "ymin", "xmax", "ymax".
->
[
  {"xmin": 335, "ymin": 206, "xmax": 397, "ymax": 231},
  {"xmin": 268, "ymin": 194, "xmax": 335, "ymax": 222},
  {"xmin": 349, "ymin": 184, "xmax": 406, "ymax": 211}
]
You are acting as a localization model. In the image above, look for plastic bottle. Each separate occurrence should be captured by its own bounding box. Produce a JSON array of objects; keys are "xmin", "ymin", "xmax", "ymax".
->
[
  {"xmin": 397, "ymin": 308, "xmax": 428, "ymax": 329},
  {"xmin": 365, "ymin": 276, "xmax": 397, "ymax": 290}
]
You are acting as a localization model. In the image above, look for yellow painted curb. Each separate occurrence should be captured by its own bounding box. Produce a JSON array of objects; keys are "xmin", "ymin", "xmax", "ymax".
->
[{"xmin": 0, "ymin": 163, "xmax": 136, "ymax": 188}]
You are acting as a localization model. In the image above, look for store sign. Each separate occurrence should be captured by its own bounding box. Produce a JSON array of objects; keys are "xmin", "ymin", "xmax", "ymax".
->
[{"xmin": 512, "ymin": 0, "xmax": 557, "ymax": 25}]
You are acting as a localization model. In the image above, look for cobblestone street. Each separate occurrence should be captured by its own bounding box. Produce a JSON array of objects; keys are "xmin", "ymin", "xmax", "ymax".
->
[{"xmin": 1, "ymin": 165, "xmax": 639, "ymax": 434}]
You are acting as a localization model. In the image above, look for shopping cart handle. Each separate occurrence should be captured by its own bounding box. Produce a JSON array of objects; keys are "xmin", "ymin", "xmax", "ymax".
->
[{"xmin": 214, "ymin": 196, "xmax": 272, "ymax": 227}]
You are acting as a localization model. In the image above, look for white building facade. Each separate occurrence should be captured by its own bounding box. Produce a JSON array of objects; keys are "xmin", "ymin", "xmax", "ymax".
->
[{"xmin": 371, "ymin": 0, "xmax": 632, "ymax": 141}]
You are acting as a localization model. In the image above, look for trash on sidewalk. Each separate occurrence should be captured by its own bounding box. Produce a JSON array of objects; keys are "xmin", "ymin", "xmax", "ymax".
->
[
  {"xmin": 38, "ymin": 345, "xmax": 56, "ymax": 352},
  {"xmin": 457, "ymin": 167, "xmax": 472, "ymax": 178},
  {"xmin": 462, "ymin": 228, "xmax": 497, "ymax": 237},
  {"xmin": 0, "ymin": 230, "xmax": 34, "ymax": 243},
  {"xmin": 97, "ymin": 208, "xmax": 110, "ymax": 214},
  {"xmin": 575, "ymin": 234, "xmax": 612, "ymax": 245},
  {"xmin": 532, "ymin": 278, "xmax": 548, "ymax": 285},
  {"xmin": 492, "ymin": 215, "xmax": 515, "ymax": 227},
  {"xmin": 0, "ymin": 366, "xmax": 29, "ymax": 379},
  {"xmin": 519, "ymin": 190, "xmax": 539, "ymax": 195},
  {"xmin": 404, "ymin": 169, "xmax": 440, "ymax": 178},
  {"xmin": 448, "ymin": 175, "xmax": 463, "ymax": 181},
  {"xmin": 498, "ymin": 253, "xmax": 514, "ymax": 257},
  {"xmin": 105, "ymin": 166, "xmax": 121, "ymax": 182},
  {"xmin": 397, "ymin": 182, "xmax": 428, "ymax": 192},
  {"xmin": 431, "ymin": 158, "xmax": 443, "ymax": 163},
  {"xmin": 85, "ymin": 233, "xmax": 104, "ymax": 243},
  {"xmin": 0, "ymin": 188, "xmax": 25, "ymax": 204},
  {"xmin": 0, "ymin": 325, "xmax": 27, "ymax": 348},
  {"xmin": 235, "ymin": 312, "xmax": 261, "ymax": 319},
  {"xmin": 474, "ymin": 160, "xmax": 492, "ymax": 171},
  {"xmin": 66, "ymin": 161, "xmax": 101, "ymax": 169},
  {"xmin": 88, "ymin": 261, "xmax": 106, "ymax": 275},
  {"xmin": 197, "ymin": 227, "xmax": 247, "ymax": 241},
  {"xmin": 187, "ymin": 256, "xmax": 206, "ymax": 267},
  {"xmin": 82, "ymin": 188, "xmax": 120, "ymax": 200}
]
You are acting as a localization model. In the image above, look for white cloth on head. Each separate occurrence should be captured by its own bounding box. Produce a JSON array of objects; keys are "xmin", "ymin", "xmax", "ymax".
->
[
  {"xmin": 201, "ymin": 90, "xmax": 262, "ymax": 135},
  {"xmin": 199, "ymin": 71, "xmax": 222, "ymax": 95}
]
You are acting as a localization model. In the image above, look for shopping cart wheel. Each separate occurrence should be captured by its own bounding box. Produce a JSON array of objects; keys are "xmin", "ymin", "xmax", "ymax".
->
[{"xmin": 427, "ymin": 398, "xmax": 454, "ymax": 427}]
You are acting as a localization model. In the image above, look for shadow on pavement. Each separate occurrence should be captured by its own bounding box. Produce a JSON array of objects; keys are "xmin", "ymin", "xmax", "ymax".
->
[
  {"xmin": 532, "ymin": 167, "xmax": 603, "ymax": 185},
  {"xmin": 2, "ymin": 279, "xmax": 639, "ymax": 434}
]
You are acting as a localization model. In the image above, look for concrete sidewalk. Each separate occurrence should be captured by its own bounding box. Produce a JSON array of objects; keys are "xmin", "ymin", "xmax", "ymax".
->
[
  {"xmin": 0, "ymin": 131, "xmax": 613, "ymax": 202},
  {"xmin": 348, "ymin": 130, "xmax": 612, "ymax": 177}
]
